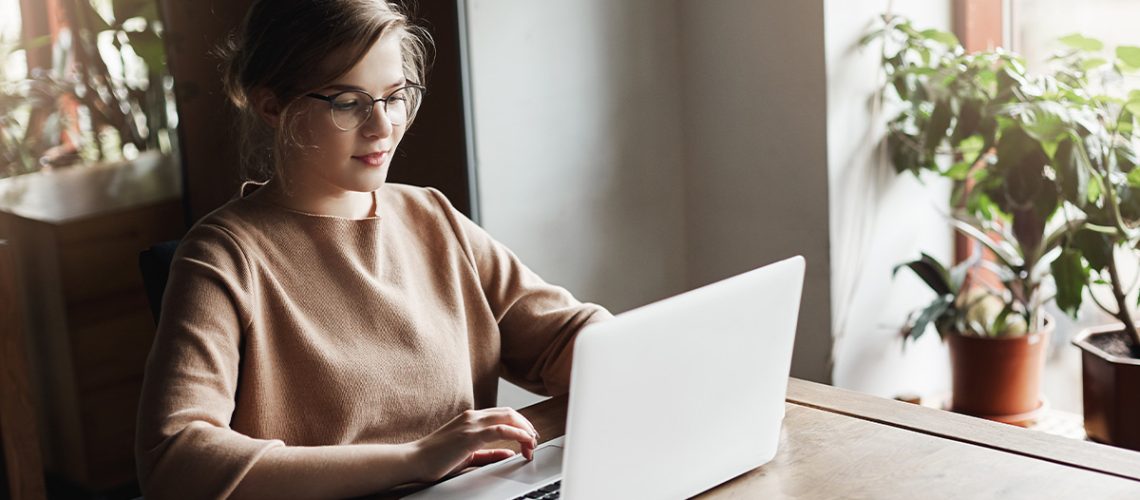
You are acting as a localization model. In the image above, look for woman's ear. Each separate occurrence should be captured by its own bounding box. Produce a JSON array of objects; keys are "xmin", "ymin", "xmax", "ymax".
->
[{"xmin": 251, "ymin": 88, "xmax": 283, "ymax": 128}]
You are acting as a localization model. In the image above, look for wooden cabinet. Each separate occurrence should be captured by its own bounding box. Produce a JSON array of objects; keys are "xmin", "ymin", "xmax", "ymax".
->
[{"xmin": 0, "ymin": 153, "xmax": 184, "ymax": 491}]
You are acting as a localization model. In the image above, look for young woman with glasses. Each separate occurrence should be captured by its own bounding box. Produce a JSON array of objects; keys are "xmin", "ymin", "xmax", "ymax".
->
[{"xmin": 134, "ymin": 1, "xmax": 612, "ymax": 498}]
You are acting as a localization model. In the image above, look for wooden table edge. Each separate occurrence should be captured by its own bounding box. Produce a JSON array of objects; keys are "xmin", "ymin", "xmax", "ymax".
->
[{"xmin": 785, "ymin": 378, "xmax": 1140, "ymax": 482}]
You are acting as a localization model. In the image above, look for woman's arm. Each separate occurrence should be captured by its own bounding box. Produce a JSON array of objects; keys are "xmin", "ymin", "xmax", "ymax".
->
[
  {"xmin": 231, "ymin": 407, "xmax": 539, "ymax": 499},
  {"xmin": 230, "ymin": 443, "xmax": 417, "ymax": 500},
  {"xmin": 428, "ymin": 188, "xmax": 613, "ymax": 396}
]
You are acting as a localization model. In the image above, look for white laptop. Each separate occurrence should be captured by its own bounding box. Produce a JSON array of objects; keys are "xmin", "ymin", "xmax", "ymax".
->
[{"xmin": 406, "ymin": 255, "xmax": 805, "ymax": 500}]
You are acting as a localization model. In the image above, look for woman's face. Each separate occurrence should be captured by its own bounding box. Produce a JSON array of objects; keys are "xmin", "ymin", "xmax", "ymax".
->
[{"xmin": 284, "ymin": 32, "xmax": 409, "ymax": 195}]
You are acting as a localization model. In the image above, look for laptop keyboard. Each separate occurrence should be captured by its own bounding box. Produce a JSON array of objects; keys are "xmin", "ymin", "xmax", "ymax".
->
[{"xmin": 512, "ymin": 479, "xmax": 561, "ymax": 499}]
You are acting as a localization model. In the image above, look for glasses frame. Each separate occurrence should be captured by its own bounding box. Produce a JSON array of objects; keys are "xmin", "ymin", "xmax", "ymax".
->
[{"xmin": 305, "ymin": 82, "xmax": 426, "ymax": 131}]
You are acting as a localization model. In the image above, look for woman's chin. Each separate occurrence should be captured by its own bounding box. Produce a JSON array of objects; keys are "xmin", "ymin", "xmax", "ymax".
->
[{"xmin": 347, "ymin": 168, "xmax": 390, "ymax": 192}]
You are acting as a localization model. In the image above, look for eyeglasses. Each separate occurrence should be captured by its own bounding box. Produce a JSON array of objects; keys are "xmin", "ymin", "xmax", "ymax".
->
[{"xmin": 305, "ymin": 83, "xmax": 425, "ymax": 131}]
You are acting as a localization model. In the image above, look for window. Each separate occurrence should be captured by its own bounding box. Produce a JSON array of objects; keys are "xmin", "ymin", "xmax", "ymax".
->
[{"xmin": 1010, "ymin": 0, "xmax": 1140, "ymax": 85}]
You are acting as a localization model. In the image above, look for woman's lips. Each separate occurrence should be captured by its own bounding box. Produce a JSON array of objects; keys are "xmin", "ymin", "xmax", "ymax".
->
[{"xmin": 352, "ymin": 151, "xmax": 388, "ymax": 166}]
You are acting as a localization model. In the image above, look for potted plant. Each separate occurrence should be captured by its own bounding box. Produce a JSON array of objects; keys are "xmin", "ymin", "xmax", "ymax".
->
[
  {"xmin": 1025, "ymin": 34, "xmax": 1140, "ymax": 450},
  {"xmin": 867, "ymin": 15, "xmax": 1109, "ymax": 424},
  {"xmin": 0, "ymin": 0, "xmax": 174, "ymax": 181}
]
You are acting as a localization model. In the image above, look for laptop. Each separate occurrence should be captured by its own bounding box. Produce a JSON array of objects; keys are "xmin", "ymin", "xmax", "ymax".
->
[{"xmin": 406, "ymin": 255, "xmax": 805, "ymax": 500}]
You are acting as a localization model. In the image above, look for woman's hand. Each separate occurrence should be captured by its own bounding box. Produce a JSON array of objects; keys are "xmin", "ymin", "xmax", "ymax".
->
[{"xmin": 411, "ymin": 407, "xmax": 540, "ymax": 482}]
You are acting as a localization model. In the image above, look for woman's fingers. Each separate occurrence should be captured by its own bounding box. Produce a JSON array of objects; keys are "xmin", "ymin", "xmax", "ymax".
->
[
  {"xmin": 477, "ymin": 407, "xmax": 539, "ymax": 440},
  {"xmin": 469, "ymin": 449, "xmax": 517, "ymax": 466},
  {"xmin": 476, "ymin": 424, "xmax": 537, "ymax": 460}
]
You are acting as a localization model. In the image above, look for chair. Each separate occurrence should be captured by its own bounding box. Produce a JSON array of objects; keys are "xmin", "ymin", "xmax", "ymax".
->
[{"xmin": 138, "ymin": 241, "xmax": 180, "ymax": 323}]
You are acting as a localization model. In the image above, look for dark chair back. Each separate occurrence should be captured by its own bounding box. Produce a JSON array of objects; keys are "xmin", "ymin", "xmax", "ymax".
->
[{"xmin": 139, "ymin": 240, "xmax": 180, "ymax": 323}]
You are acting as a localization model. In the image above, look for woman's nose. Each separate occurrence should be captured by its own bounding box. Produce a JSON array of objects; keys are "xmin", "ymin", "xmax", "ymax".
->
[{"xmin": 360, "ymin": 103, "xmax": 394, "ymax": 139}]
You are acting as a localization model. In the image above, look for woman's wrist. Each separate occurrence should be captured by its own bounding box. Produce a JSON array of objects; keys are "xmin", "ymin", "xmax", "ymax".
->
[{"xmin": 398, "ymin": 439, "xmax": 427, "ymax": 483}]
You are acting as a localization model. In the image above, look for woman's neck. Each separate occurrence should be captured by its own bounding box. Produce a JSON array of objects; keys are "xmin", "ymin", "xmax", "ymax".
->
[{"xmin": 253, "ymin": 179, "xmax": 379, "ymax": 219}]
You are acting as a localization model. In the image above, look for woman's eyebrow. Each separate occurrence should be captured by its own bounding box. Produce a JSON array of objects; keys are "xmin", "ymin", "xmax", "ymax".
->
[{"xmin": 323, "ymin": 79, "xmax": 409, "ymax": 94}]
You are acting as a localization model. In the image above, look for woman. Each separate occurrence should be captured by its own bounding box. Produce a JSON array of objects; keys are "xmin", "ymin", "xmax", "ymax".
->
[{"xmin": 134, "ymin": 1, "xmax": 612, "ymax": 498}]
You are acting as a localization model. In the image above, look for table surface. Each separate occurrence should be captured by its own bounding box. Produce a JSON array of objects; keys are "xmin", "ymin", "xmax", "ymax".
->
[{"xmin": 504, "ymin": 378, "xmax": 1140, "ymax": 499}]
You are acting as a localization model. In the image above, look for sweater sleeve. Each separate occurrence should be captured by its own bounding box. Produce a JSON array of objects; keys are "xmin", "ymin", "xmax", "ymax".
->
[
  {"xmin": 428, "ymin": 189, "xmax": 613, "ymax": 397},
  {"xmin": 135, "ymin": 224, "xmax": 283, "ymax": 500}
]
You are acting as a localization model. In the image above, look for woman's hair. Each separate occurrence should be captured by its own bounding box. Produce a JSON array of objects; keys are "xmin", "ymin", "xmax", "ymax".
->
[{"xmin": 217, "ymin": 0, "xmax": 433, "ymax": 181}]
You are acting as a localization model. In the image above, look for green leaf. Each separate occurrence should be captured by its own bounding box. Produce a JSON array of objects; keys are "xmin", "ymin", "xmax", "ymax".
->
[
  {"xmin": 1020, "ymin": 101, "xmax": 1071, "ymax": 149},
  {"xmin": 1080, "ymin": 57, "xmax": 1109, "ymax": 71},
  {"xmin": 888, "ymin": 130, "xmax": 922, "ymax": 175},
  {"xmin": 950, "ymin": 249, "xmax": 983, "ymax": 291},
  {"xmin": 943, "ymin": 161, "xmax": 971, "ymax": 181},
  {"xmin": 908, "ymin": 295, "xmax": 954, "ymax": 342},
  {"xmin": 1126, "ymin": 99, "xmax": 1140, "ymax": 117},
  {"xmin": 1059, "ymin": 34, "xmax": 1104, "ymax": 52},
  {"xmin": 997, "ymin": 126, "xmax": 1049, "ymax": 207},
  {"xmin": 926, "ymin": 99, "xmax": 953, "ymax": 156},
  {"xmin": 1117, "ymin": 46, "xmax": 1140, "ymax": 69},
  {"xmin": 1073, "ymin": 229, "xmax": 1113, "ymax": 272},
  {"xmin": 1, "ymin": 34, "xmax": 51, "ymax": 57},
  {"xmin": 991, "ymin": 303, "xmax": 1015, "ymax": 337},
  {"xmin": 1039, "ymin": 218, "xmax": 1086, "ymax": 260},
  {"xmin": 951, "ymin": 100, "xmax": 982, "ymax": 146},
  {"xmin": 920, "ymin": 29, "xmax": 960, "ymax": 48},
  {"xmin": 124, "ymin": 29, "xmax": 165, "ymax": 72},
  {"xmin": 859, "ymin": 28, "xmax": 886, "ymax": 47},
  {"xmin": 950, "ymin": 216, "xmax": 1025, "ymax": 268},
  {"xmin": 998, "ymin": 66, "xmax": 1029, "ymax": 96},
  {"xmin": 1054, "ymin": 138, "xmax": 1089, "ymax": 207},
  {"xmin": 958, "ymin": 135, "xmax": 985, "ymax": 164},
  {"xmin": 1052, "ymin": 248, "xmax": 1088, "ymax": 317},
  {"xmin": 1119, "ymin": 143, "xmax": 1140, "ymax": 173},
  {"xmin": 893, "ymin": 253, "xmax": 953, "ymax": 296},
  {"xmin": 112, "ymin": 0, "xmax": 159, "ymax": 21}
]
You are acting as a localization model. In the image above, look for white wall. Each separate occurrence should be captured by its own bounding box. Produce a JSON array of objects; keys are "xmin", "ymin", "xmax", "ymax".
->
[
  {"xmin": 465, "ymin": 0, "xmax": 689, "ymax": 407},
  {"xmin": 678, "ymin": 0, "xmax": 833, "ymax": 384},
  {"xmin": 825, "ymin": 0, "xmax": 955, "ymax": 398},
  {"xmin": 469, "ymin": 0, "xmax": 957, "ymax": 406}
]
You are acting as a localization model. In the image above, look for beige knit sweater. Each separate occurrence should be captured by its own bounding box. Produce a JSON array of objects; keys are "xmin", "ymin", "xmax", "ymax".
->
[{"xmin": 135, "ymin": 184, "xmax": 611, "ymax": 499}]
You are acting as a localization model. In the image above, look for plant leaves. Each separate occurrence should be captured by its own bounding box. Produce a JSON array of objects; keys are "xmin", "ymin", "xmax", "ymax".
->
[
  {"xmin": 893, "ymin": 253, "xmax": 954, "ymax": 296},
  {"xmin": 908, "ymin": 295, "xmax": 954, "ymax": 342},
  {"xmin": 1059, "ymin": 34, "xmax": 1105, "ymax": 52},
  {"xmin": 1020, "ymin": 101, "xmax": 1071, "ymax": 154},
  {"xmin": 943, "ymin": 161, "xmax": 971, "ymax": 180},
  {"xmin": 920, "ymin": 29, "xmax": 960, "ymax": 48},
  {"xmin": 951, "ymin": 100, "xmax": 982, "ymax": 146},
  {"xmin": 888, "ymin": 130, "xmax": 922, "ymax": 175},
  {"xmin": 124, "ymin": 29, "xmax": 164, "ymax": 72},
  {"xmin": 1126, "ymin": 98, "xmax": 1140, "ymax": 118},
  {"xmin": 1073, "ymin": 228, "xmax": 1113, "ymax": 272},
  {"xmin": 1080, "ymin": 57, "xmax": 1109, "ymax": 71},
  {"xmin": 1054, "ymin": 138, "xmax": 1089, "ymax": 206},
  {"xmin": 112, "ymin": 0, "xmax": 159, "ymax": 21},
  {"xmin": 926, "ymin": 99, "xmax": 953, "ymax": 156},
  {"xmin": 950, "ymin": 216, "xmax": 1025, "ymax": 267},
  {"xmin": 950, "ymin": 249, "xmax": 982, "ymax": 291},
  {"xmin": 1117, "ymin": 46, "xmax": 1140, "ymax": 70},
  {"xmin": 1051, "ymin": 247, "xmax": 1088, "ymax": 317},
  {"xmin": 998, "ymin": 127, "xmax": 1049, "ymax": 207}
]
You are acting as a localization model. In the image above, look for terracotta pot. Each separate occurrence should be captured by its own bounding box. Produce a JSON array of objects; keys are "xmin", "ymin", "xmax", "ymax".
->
[
  {"xmin": 946, "ymin": 318, "xmax": 1052, "ymax": 425},
  {"xmin": 1073, "ymin": 324, "xmax": 1140, "ymax": 451}
]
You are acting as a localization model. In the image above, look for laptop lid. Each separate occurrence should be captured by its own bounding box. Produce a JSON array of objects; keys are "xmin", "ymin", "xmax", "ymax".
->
[{"xmin": 561, "ymin": 255, "xmax": 804, "ymax": 499}]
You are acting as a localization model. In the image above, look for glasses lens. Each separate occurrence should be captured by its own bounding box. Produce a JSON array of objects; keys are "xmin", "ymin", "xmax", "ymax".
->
[
  {"xmin": 330, "ymin": 91, "xmax": 371, "ymax": 130},
  {"xmin": 384, "ymin": 88, "xmax": 414, "ymax": 126}
]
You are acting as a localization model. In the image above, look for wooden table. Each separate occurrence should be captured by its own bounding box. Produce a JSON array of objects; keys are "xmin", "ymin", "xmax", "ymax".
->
[{"xmin": 508, "ymin": 378, "xmax": 1140, "ymax": 499}]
